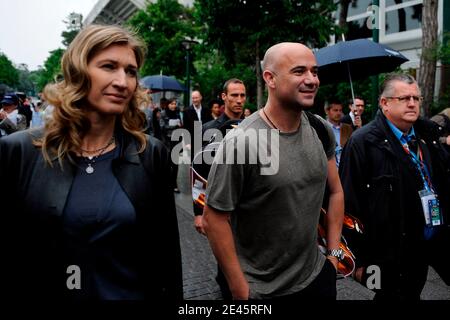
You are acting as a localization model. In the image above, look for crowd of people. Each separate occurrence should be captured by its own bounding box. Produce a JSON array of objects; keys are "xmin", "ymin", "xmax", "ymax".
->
[{"xmin": 1, "ymin": 24, "xmax": 449, "ymax": 302}]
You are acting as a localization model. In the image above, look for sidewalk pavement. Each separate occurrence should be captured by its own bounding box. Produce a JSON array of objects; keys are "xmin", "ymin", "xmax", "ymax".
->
[{"xmin": 175, "ymin": 161, "xmax": 450, "ymax": 300}]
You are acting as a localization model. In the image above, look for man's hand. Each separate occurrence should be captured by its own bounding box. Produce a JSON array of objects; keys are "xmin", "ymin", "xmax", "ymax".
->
[
  {"xmin": 230, "ymin": 280, "xmax": 250, "ymax": 300},
  {"xmin": 353, "ymin": 266, "xmax": 365, "ymax": 283},
  {"xmin": 194, "ymin": 215, "xmax": 206, "ymax": 235},
  {"xmin": 0, "ymin": 110, "xmax": 8, "ymax": 120}
]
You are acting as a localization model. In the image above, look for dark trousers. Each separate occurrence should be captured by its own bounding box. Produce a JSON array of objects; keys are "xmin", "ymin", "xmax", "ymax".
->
[
  {"xmin": 272, "ymin": 259, "xmax": 337, "ymax": 301},
  {"xmin": 374, "ymin": 227, "xmax": 450, "ymax": 301},
  {"xmin": 218, "ymin": 259, "xmax": 337, "ymax": 300}
]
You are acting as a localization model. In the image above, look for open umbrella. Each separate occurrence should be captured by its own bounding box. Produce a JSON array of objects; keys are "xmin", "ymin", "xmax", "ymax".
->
[
  {"xmin": 315, "ymin": 39, "xmax": 409, "ymax": 104},
  {"xmin": 140, "ymin": 74, "xmax": 186, "ymax": 92}
]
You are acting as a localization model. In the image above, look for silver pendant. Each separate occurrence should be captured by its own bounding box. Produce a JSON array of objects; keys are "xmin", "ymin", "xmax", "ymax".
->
[{"xmin": 86, "ymin": 164, "xmax": 94, "ymax": 174}]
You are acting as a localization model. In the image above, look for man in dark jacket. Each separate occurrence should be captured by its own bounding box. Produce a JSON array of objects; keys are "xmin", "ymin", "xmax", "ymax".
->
[
  {"xmin": 339, "ymin": 73, "xmax": 450, "ymax": 300},
  {"xmin": 193, "ymin": 78, "xmax": 246, "ymax": 300},
  {"xmin": 341, "ymin": 96, "xmax": 366, "ymax": 130},
  {"xmin": 183, "ymin": 90, "xmax": 213, "ymax": 160}
]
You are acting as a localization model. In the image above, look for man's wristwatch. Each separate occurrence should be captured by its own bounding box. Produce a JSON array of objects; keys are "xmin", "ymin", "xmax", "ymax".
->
[{"xmin": 327, "ymin": 248, "xmax": 344, "ymax": 261}]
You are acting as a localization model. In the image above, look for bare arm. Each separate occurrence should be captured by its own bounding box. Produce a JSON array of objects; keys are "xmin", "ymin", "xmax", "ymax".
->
[
  {"xmin": 194, "ymin": 215, "xmax": 205, "ymax": 235},
  {"xmin": 203, "ymin": 204, "xmax": 249, "ymax": 299},
  {"xmin": 325, "ymin": 157, "xmax": 345, "ymax": 269}
]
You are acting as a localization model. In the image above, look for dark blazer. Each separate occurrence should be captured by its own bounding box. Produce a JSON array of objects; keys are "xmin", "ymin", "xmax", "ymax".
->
[
  {"xmin": 341, "ymin": 112, "xmax": 369, "ymax": 130},
  {"xmin": 183, "ymin": 105, "xmax": 212, "ymax": 157},
  {"xmin": 339, "ymin": 111, "xmax": 450, "ymax": 294},
  {"xmin": 0, "ymin": 128, "xmax": 183, "ymax": 301}
]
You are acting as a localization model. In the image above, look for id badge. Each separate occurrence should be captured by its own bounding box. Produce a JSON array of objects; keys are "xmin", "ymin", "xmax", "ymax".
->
[{"xmin": 418, "ymin": 190, "xmax": 442, "ymax": 226}]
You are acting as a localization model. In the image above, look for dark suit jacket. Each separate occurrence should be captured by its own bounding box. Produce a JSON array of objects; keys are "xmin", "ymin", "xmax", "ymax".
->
[
  {"xmin": 0, "ymin": 129, "xmax": 183, "ymax": 301},
  {"xmin": 183, "ymin": 105, "xmax": 212, "ymax": 157},
  {"xmin": 341, "ymin": 113, "xmax": 369, "ymax": 130}
]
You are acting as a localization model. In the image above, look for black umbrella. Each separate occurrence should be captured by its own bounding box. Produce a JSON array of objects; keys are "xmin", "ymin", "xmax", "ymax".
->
[
  {"xmin": 315, "ymin": 38, "xmax": 408, "ymax": 108},
  {"xmin": 315, "ymin": 39, "xmax": 409, "ymax": 85},
  {"xmin": 140, "ymin": 74, "xmax": 186, "ymax": 92}
]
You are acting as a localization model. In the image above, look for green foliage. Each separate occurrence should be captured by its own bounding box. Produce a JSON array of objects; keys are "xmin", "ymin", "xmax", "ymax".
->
[
  {"xmin": 193, "ymin": 0, "xmax": 337, "ymax": 106},
  {"xmin": 315, "ymin": 77, "xmax": 373, "ymax": 118},
  {"xmin": 33, "ymin": 12, "xmax": 82, "ymax": 92},
  {"xmin": 61, "ymin": 13, "xmax": 83, "ymax": 47},
  {"xmin": 127, "ymin": 0, "xmax": 199, "ymax": 78},
  {"xmin": 438, "ymin": 32, "xmax": 450, "ymax": 63},
  {"xmin": 36, "ymin": 48, "xmax": 64, "ymax": 91},
  {"xmin": 193, "ymin": 50, "xmax": 256, "ymax": 106},
  {"xmin": 194, "ymin": 0, "xmax": 337, "ymax": 65},
  {"xmin": 61, "ymin": 30, "xmax": 80, "ymax": 48},
  {"xmin": 0, "ymin": 52, "xmax": 19, "ymax": 88},
  {"xmin": 16, "ymin": 64, "xmax": 36, "ymax": 96}
]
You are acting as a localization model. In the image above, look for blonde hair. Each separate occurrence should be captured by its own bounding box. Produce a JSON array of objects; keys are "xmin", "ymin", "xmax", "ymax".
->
[
  {"xmin": 41, "ymin": 82, "xmax": 60, "ymax": 104},
  {"xmin": 36, "ymin": 24, "xmax": 149, "ymax": 166}
]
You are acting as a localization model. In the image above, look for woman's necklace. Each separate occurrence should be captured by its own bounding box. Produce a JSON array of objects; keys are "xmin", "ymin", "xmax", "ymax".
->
[{"xmin": 82, "ymin": 136, "xmax": 115, "ymax": 174}]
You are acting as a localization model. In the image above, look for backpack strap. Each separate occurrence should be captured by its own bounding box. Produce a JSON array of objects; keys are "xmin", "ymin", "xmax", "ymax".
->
[{"xmin": 304, "ymin": 111, "xmax": 331, "ymax": 153}]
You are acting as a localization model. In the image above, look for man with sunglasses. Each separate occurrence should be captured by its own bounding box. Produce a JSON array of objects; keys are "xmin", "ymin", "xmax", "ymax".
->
[
  {"xmin": 339, "ymin": 73, "xmax": 450, "ymax": 300},
  {"xmin": 0, "ymin": 93, "xmax": 27, "ymax": 138}
]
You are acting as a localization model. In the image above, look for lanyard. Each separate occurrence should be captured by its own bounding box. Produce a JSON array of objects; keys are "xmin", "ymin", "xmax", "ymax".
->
[{"xmin": 401, "ymin": 142, "xmax": 434, "ymax": 192}]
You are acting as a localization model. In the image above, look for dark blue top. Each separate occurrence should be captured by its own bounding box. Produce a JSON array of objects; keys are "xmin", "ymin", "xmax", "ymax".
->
[{"xmin": 63, "ymin": 146, "xmax": 144, "ymax": 300}]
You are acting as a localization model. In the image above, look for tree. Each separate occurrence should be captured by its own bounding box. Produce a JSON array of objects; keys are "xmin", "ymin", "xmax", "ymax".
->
[
  {"xmin": 194, "ymin": 0, "xmax": 337, "ymax": 108},
  {"xmin": 35, "ymin": 13, "xmax": 83, "ymax": 91},
  {"xmin": 418, "ymin": 0, "xmax": 438, "ymax": 117},
  {"xmin": 193, "ymin": 51, "xmax": 258, "ymax": 109},
  {"xmin": 61, "ymin": 13, "xmax": 83, "ymax": 47},
  {"xmin": 127, "ymin": 0, "xmax": 198, "ymax": 78},
  {"xmin": 36, "ymin": 48, "xmax": 64, "ymax": 91},
  {"xmin": 0, "ymin": 52, "xmax": 19, "ymax": 88},
  {"xmin": 16, "ymin": 63, "xmax": 36, "ymax": 96}
]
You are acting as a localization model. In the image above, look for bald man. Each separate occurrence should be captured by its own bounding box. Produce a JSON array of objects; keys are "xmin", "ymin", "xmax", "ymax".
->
[
  {"xmin": 183, "ymin": 90, "xmax": 213, "ymax": 159},
  {"xmin": 203, "ymin": 43, "xmax": 344, "ymax": 300}
]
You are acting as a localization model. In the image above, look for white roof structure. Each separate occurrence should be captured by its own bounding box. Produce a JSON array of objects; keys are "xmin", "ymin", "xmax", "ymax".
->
[{"xmin": 84, "ymin": 0, "xmax": 193, "ymax": 26}]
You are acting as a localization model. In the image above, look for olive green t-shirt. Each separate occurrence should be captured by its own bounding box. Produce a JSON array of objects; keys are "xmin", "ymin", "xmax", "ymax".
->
[{"xmin": 206, "ymin": 111, "xmax": 335, "ymax": 299}]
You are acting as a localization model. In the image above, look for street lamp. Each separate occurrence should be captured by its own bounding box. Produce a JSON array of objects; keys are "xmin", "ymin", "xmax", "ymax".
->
[{"xmin": 181, "ymin": 38, "xmax": 199, "ymax": 109}]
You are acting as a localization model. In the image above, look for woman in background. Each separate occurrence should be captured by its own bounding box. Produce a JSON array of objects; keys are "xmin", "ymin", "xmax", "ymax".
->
[{"xmin": 161, "ymin": 98, "xmax": 183, "ymax": 193}]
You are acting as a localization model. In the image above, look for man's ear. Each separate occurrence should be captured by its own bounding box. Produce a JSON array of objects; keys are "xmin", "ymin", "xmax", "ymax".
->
[
  {"xmin": 263, "ymin": 70, "xmax": 276, "ymax": 88},
  {"xmin": 379, "ymin": 97, "xmax": 388, "ymax": 113}
]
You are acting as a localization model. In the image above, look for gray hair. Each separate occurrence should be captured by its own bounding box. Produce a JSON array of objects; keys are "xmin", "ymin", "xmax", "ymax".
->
[{"xmin": 380, "ymin": 73, "xmax": 420, "ymax": 98}]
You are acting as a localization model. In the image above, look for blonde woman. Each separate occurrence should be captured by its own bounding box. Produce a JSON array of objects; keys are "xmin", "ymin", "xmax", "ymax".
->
[{"xmin": 0, "ymin": 25, "xmax": 182, "ymax": 300}]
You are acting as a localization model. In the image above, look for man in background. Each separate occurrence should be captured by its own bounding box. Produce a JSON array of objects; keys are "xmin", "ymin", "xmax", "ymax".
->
[{"xmin": 341, "ymin": 96, "xmax": 365, "ymax": 130}]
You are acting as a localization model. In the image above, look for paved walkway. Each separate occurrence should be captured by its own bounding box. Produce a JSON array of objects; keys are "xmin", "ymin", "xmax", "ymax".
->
[{"xmin": 175, "ymin": 161, "xmax": 450, "ymax": 300}]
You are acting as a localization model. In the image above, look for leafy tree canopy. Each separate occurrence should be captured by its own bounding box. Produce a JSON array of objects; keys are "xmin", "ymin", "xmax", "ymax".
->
[
  {"xmin": 127, "ymin": 0, "xmax": 199, "ymax": 78},
  {"xmin": 0, "ymin": 52, "xmax": 19, "ymax": 88},
  {"xmin": 36, "ymin": 48, "xmax": 64, "ymax": 91},
  {"xmin": 194, "ymin": 0, "xmax": 337, "ymax": 66}
]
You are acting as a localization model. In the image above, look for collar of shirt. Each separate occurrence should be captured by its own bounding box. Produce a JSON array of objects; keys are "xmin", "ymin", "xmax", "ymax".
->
[
  {"xmin": 386, "ymin": 118, "xmax": 416, "ymax": 145},
  {"xmin": 194, "ymin": 105, "xmax": 202, "ymax": 123},
  {"xmin": 327, "ymin": 120, "xmax": 341, "ymax": 130},
  {"xmin": 349, "ymin": 112, "xmax": 355, "ymax": 124}
]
